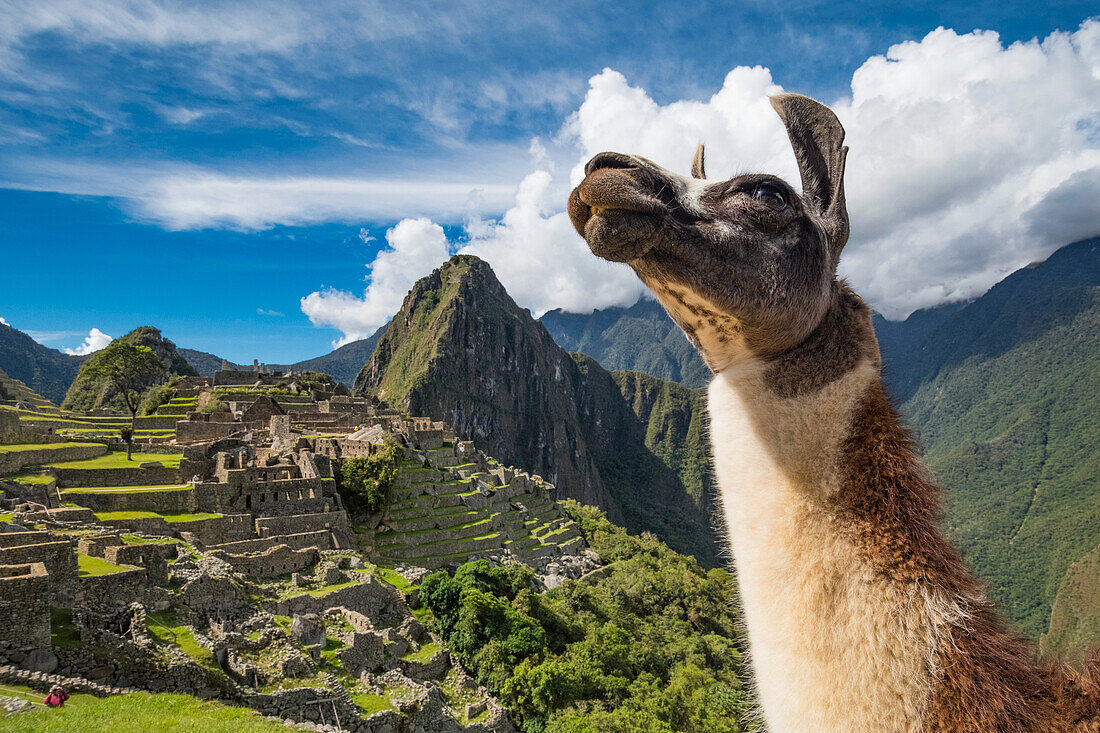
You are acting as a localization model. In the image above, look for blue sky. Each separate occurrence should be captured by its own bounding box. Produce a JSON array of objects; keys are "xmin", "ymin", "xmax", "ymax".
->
[{"xmin": 1, "ymin": 1, "xmax": 1097, "ymax": 362}]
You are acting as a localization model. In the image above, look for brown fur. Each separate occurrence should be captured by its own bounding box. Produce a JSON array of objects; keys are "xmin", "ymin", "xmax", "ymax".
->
[{"xmin": 569, "ymin": 91, "xmax": 1100, "ymax": 730}]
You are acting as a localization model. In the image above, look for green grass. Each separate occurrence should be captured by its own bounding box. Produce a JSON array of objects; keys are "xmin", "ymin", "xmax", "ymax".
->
[
  {"xmin": 145, "ymin": 611, "xmax": 218, "ymax": 668},
  {"xmin": 45, "ymin": 451, "xmax": 183, "ymax": 470},
  {"xmin": 62, "ymin": 484, "xmax": 191, "ymax": 494},
  {"xmin": 352, "ymin": 692, "xmax": 394, "ymax": 714},
  {"xmin": 402, "ymin": 640, "xmax": 442, "ymax": 663},
  {"xmin": 77, "ymin": 552, "xmax": 131, "ymax": 577},
  {"xmin": 0, "ymin": 684, "xmax": 289, "ymax": 732},
  {"xmin": 0, "ymin": 442, "xmax": 95, "ymax": 454},
  {"xmin": 93, "ymin": 510, "xmax": 218, "ymax": 523},
  {"xmin": 4, "ymin": 472, "xmax": 55, "ymax": 485},
  {"xmin": 0, "ymin": 513, "xmax": 13, "ymax": 523},
  {"xmin": 49, "ymin": 607, "xmax": 80, "ymax": 648}
]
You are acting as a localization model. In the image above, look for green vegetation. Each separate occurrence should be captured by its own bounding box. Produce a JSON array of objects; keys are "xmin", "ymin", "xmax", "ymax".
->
[
  {"xmin": 0, "ymin": 684, "xmax": 288, "ymax": 732},
  {"xmin": 50, "ymin": 607, "xmax": 80, "ymax": 647},
  {"xmin": 0, "ymin": 441, "xmax": 93, "ymax": 454},
  {"xmin": 46, "ymin": 450, "xmax": 183, "ymax": 469},
  {"xmin": 70, "ymin": 340, "xmax": 165, "ymax": 440},
  {"xmin": 6, "ymin": 472, "xmax": 54, "ymax": 484},
  {"xmin": 336, "ymin": 442, "xmax": 404, "ymax": 513},
  {"xmin": 93, "ymin": 510, "xmax": 218, "ymax": 522},
  {"xmin": 77, "ymin": 552, "xmax": 131, "ymax": 577},
  {"xmin": 541, "ymin": 297, "xmax": 710, "ymax": 388},
  {"xmin": 63, "ymin": 484, "xmax": 190, "ymax": 494},
  {"xmin": 418, "ymin": 503, "xmax": 754, "ymax": 732},
  {"xmin": 138, "ymin": 376, "xmax": 181, "ymax": 415}
]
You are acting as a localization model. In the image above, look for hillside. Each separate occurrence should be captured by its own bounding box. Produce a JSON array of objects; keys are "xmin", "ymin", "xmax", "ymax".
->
[
  {"xmin": 289, "ymin": 329, "xmax": 385, "ymax": 385},
  {"xmin": 354, "ymin": 255, "xmax": 721, "ymax": 565},
  {"xmin": 62, "ymin": 326, "xmax": 198, "ymax": 412},
  {"xmin": 896, "ymin": 238, "xmax": 1100, "ymax": 641},
  {"xmin": 541, "ymin": 298, "xmax": 711, "ymax": 388},
  {"xmin": 0, "ymin": 321, "xmax": 85, "ymax": 403},
  {"xmin": 181, "ymin": 332, "xmax": 383, "ymax": 386}
]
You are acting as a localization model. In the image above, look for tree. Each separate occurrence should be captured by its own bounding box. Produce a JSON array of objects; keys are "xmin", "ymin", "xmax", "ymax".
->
[{"xmin": 83, "ymin": 341, "xmax": 164, "ymax": 459}]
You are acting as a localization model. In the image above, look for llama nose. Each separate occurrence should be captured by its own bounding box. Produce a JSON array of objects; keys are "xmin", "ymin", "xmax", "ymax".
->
[{"xmin": 585, "ymin": 151, "xmax": 641, "ymax": 176}]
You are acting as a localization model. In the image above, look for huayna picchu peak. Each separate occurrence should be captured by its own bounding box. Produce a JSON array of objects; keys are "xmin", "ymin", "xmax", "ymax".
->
[{"xmin": 354, "ymin": 255, "xmax": 722, "ymax": 565}]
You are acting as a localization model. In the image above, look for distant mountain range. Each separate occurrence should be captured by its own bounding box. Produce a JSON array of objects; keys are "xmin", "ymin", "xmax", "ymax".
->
[
  {"xmin": 4, "ymin": 237, "xmax": 1098, "ymax": 649},
  {"xmin": 178, "ymin": 330, "xmax": 384, "ymax": 386},
  {"xmin": 0, "ymin": 321, "xmax": 85, "ymax": 404}
]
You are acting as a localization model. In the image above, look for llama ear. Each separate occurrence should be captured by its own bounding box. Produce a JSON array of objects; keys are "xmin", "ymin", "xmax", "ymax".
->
[
  {"xmin": 769, "ymin": 93, "xmax": 849, "ymax": 262},
  {"xmin": 691, "ymin": 143, "xmax": 706, "ymax": 179}
]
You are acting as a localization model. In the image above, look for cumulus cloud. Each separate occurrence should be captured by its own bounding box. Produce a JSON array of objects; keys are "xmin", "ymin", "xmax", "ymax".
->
[
  {"xmin": 301, "ymin": 218, "xmax": 451, "ymax": 346},
  {"xmin": 64, "ymin": 327, "xmax": 112, "ymax": 356},
  {"xmin": 458, "ymin": 171, "xmax": 648, "ymax": 316},
  {"xmin": 304, "ymin": 19, "xmax": 1100, "ymax": 342}
]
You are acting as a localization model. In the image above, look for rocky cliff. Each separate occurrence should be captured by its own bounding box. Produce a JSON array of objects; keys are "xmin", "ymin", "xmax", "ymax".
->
[{"xmin": 354, "ymin": 255, "xmax": 720, "ymax": 564}]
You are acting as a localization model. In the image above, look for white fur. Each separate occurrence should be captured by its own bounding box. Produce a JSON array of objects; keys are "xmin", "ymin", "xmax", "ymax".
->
[{"xmin": 708, "ymin": 360, "xmax": 956, "ymax": 732}]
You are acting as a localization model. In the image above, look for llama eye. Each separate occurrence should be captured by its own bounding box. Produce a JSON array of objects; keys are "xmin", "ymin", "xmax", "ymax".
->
[{"xmin": 753, "ymin": 184, "xmax": 786, "ymax": 209}]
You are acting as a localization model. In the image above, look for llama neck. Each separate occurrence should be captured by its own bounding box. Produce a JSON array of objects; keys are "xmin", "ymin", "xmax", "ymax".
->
[{"xmin": 708, "ymin": 358, "xmax": 970, "ymax": 731}]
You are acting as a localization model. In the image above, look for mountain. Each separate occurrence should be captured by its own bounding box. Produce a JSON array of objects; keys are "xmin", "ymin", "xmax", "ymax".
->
[
  {"xmin": 180, "ymin": 331, "xmax": 384, "ymax": 386},
  {"xmin": 0, "ymin": 321, "xmax": 85, "ymax": 403},
  {"xmin": 891, "ymin": 238, "xmax": 1100, "ymax": 642},
  {"xmin": 541, "ymin": 298, "xmax": 711, "ymax": 388},
  {"xmin": 289, "ymin": 329, "xmax": 385, "ymax": 385},
  {"xmin": 177, "ymin": 348, "xmax": 232, "ymax": 378},
  {"xmin": 62, "ymin": 326, "xmax": 198, "ymax": 411},
  {"xmin": 354, "ymin": 255, "xmax": 720, "ymax": 564}
]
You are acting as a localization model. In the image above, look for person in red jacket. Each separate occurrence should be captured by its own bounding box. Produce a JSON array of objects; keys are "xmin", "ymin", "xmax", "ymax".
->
[{"xmin": 43, "ymin": 685, "xmax": 69, "ymax": 708}]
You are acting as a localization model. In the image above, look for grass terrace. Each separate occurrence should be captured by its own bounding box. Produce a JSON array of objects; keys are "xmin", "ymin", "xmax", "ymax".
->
[
  {"xmin": 77, "ymin": 552, "xmax": 131, "ymax": 577},
  {"xmin": 93, "ymin": 510, "xmax": 219, "ymax": 523},
  {"xmin": 0, "ymin": 442, "xmax": 94, "ymax": 454},
  {"xmin": 46, "ymin": 451, "xmax": 184, "ymax": 469},
  {"xmin": 4, "ymin": 472, "xmax": 54, "ymax": 485},
  {"xmin": 63, "ymin": 484, "xmax": 191, "ymax": 494}
]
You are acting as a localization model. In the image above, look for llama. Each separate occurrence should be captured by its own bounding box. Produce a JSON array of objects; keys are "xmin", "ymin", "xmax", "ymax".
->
[{"xmin": 567, "ymin": 93, "xmax": 1100, "ymax": 731}]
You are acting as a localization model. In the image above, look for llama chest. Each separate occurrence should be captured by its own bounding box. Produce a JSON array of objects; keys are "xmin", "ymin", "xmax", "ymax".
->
[{"xmin": 708, "ymin": 367, "xmax": 938, "ymax": 732}]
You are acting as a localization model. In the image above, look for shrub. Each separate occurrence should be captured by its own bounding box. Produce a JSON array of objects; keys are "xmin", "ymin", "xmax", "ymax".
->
[{"xmin": 336, "ymin": 441, "xmax": 403, "ymax": 514}]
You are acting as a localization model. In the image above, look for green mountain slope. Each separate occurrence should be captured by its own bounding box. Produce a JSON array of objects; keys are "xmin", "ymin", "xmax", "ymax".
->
[
  {"xmin": 62, "ymin": 326, "xmax": 198, "ymax": 412},
  {"xmin": 0, "ymin": 321, "xmax": 85, "ymax": 403},
  {"xmin": 354, "ymin": 255, "xmax": 720, "ymax": 564},
  {"xmin": 897, "ymin": 238, "xmax": 1100, "ymax": 641},
  {"xmin": 1041, "ymin": 542, "xmax": 1100, "ymax": 666},
  {"xmin": 541, "ymin": 298, "xmax": 711, "ymax": 388}
]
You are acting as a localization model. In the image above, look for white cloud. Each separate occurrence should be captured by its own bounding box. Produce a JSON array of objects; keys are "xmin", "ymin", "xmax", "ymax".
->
[
  {"xmin": 132, "ymin": 172, "xmax": 519, "ymax": 230},
  {"xmin": 300, "ymin": 20, "xmax": 1100, "ymax": 343},
  {"xmin": 0, "ymin": 316, "xmax": 7, "ymax": 326},
  {"xmin": 301, "ymin": 218, "xmax": 452, "ymax": 346},
  {"xmin": 64, "ymin": 327, "xmax": 112, "ymax": 356},
  {"xmin": 458, "ymin": 171, "xmax": 648, "ymax": 316},
  {"xmin": 256, "ymin": 308, "xmax": 285, "ymax": 317},
  {"xmin": 558, "ymin": 22, "xmax": 1100, "ymax": 317}
]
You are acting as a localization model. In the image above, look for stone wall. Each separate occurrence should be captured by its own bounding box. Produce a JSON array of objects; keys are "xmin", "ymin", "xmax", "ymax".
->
[
  {"xmin": 0, "ymin": 563, "xmax": 49, "ymax": 652},
  {"xmin": 254, "ymin": 512, "xmax": 346, "ymax": 538},
  {"xmin": 64, "ymin": 487, "xmax": 195, "ymax": 513},
  {"xmin": 0, "ymin": 531, "xmax": 51, "ymax": 548},
  {"xmin": 207, "ymin": 530, "xmax": 333, "ymax": 554},
  {"xmin": 55, "ymin": 465, "xmax": 184, "ymax": 488},
  {"xmin": 267, "ymin": 574, "xmax": 406, "ymax": 619},
  {"xmin": 77, "ymin": 566, "xmax": 147, "ymax": 609},
  {"xmin": 175, "ymin": 514, "xmax": 252, "ymax": 546},
  {"xmin": 214, "ymin": 544, "xmax": 319, "ymax": 578},
  {"xmin": 0, "ymin": 539, "xmax": 76, "ymax": 597},
  {"xmin": 0, "ymin": 443, "xmax": 106, "ymax": 474},
  {"xmin": 104, "ymin": 544, "xmax": 176, "ymax": 586},
  {"xmin": 175, "ymin": 420, "xmax": 258, "ymax": 444},
  {"xmin": 98, "ymin": 516, "xmax": 173, "ymax": 536}
]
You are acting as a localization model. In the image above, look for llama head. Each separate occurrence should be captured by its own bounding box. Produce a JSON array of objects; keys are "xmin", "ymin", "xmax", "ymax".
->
[{"xmin": 568, "ymin": 93, "xmax": 850, "ymax": 372}]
